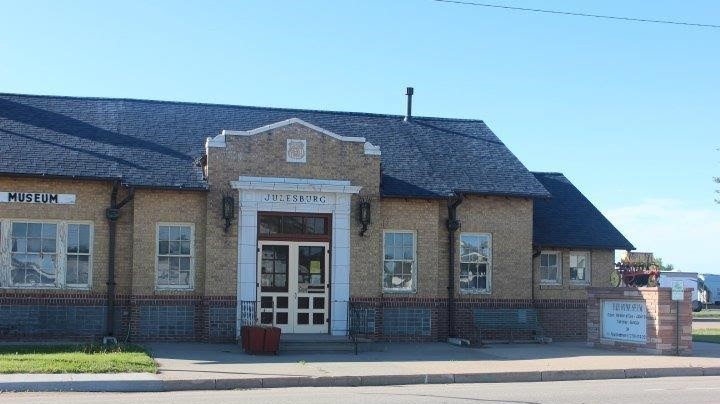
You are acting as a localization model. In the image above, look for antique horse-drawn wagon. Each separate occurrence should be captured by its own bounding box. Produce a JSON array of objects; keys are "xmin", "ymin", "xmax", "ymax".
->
[{"xmin": 609, "ymin": 262, "xmax": 660, "ymax": 287}]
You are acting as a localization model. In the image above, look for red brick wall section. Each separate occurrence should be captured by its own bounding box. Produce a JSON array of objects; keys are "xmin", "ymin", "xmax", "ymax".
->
[
  {"xmin": 1, "ymin": 292, "xmax": 589, "ymax": 344},
  {"xmin": 350, "ymin": 297, "xmax": 588, "ymax": 343},
  {"xmin": 587, "ymin": 287, "xmax": 692, "ymax": 355},
  {"xmin": 0, "ymin": 292, "xmax": 237, "ymax": 343}
]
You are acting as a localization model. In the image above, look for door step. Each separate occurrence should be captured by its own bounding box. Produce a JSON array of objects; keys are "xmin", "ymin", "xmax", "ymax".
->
[
  {"xmin": 280, "ymin": 340, "xmax": 356, "ymax": 353},
  {"xmin": 279, "ymin": 334, "xmax": 372, "ymax": 353}
]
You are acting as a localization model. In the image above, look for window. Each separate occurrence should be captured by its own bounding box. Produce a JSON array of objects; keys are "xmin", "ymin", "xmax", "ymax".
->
[
  {"xmin": 11, "ymin": 222, "xmax": 57, "ymax": 286},
  {"xmin": 258, "ymin": 213, "xmax": 328, "ymax": 237},
  {"xmin": 156, "ymin": 224, "xmax": 194, "ymax": 289},
  {"xmin": 0, "ymin": 220, "xmax": 92, "ymax": 289},
  {"xmin": 383, "ymin": 231, "xmax": 416, "ymax": 292},
  {"xmin": 260, "ymin": 244, "xmax": 288, "ymax": 292},
  {"xmin": 570, "ymin": 252, "xmax": 589, "ymax": 283},
  {"xmin": 539, "ymin": 251, "xmax": 561, "ymax": 285},
  {"xmin": 66, "ymin": 224, "xmax": 91, "ymax": 286},
  {"xmin": 459, "ymin": 233, "xmax": 491, "ymax": 293}
]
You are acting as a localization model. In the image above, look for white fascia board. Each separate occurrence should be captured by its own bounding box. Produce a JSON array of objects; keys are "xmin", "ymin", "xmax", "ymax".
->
[{"xmin": 220, "ymin": 118, "xmax": 381, "ymax": 156}]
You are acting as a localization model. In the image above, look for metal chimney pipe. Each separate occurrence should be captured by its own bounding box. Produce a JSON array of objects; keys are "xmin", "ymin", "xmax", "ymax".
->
[{"xmin": 404, "ymin": 87, "xmax": 414, "ymax": 122}]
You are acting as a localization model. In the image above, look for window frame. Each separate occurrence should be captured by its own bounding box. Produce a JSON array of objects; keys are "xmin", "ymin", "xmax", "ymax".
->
[
  {"xmin": 155, "ymin": 222, "xmax": 195, "ymax": 291},
  {"xmin": 64, "ymin": 222, "xmax": 94, "ymax": 289},
  {"xmin": 381, "ymin": 229, "xmax": 417, "ymax": 294},
  {"xmin": 458, "ymin": 232, "xmax": 492, "ymax": 294},
  {"xmin": 257, "ymin": 212, "xmax": 331, "ymax": 242},
  {"xmin": 539, "ymin": 250, "xmax": 562, "ymax": 285},
  {"xmin": 0, "ymin": 219, "xmax": 93, "ymax": 290},
  {"xmin": 569, "ymin": 251, "xmax": 591, "ymax": 284}
]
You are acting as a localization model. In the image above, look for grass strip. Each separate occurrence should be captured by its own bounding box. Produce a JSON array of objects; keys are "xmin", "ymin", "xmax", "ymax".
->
[
  {"xmin": 692, "ymin": 328, "xmax": 720, "ymax": 344},
  {"xmin": 0, "ymin": 344, "xmax": 156, "ymax": 374}
]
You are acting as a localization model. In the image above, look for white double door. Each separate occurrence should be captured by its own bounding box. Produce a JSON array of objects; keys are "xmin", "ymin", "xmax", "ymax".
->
[{"xmin": 257, "ymin": 241, "xmax": 330, "ymax": 333}]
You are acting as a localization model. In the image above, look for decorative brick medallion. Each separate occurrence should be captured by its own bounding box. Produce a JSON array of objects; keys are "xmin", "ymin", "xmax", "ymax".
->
[{"xmin": 286, "ymin": 139, "xmax": 307, "ymax": 163}]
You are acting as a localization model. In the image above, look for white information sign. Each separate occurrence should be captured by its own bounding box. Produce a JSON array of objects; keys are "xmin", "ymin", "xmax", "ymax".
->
[
  {"xmin": 0, "ymin": 192, "xmax": 75, "ymax": 205},
  {"xmin": 602, "ymin": 300, "xmax": 647, "ymax": 343},
  {"xmin": 671, "ymin": 280, "xmax": 684, "ymax": 301}
]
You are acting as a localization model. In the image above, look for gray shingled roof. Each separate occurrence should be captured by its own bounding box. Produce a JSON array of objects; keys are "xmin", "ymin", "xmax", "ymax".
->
[
  {"xmin": 0, "ymin": 93, "xmax": 549, "ymax": 198},
  {"xmin": 532, "ymin": 172, "xmax": 634, "ymax": 250}
]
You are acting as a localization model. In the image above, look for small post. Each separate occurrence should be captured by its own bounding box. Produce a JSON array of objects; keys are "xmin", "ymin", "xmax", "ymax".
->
[
  {"xmin": 676, "ymin": 299, "xmax": 680, "ymax": 356},
  {"xmin": 671, "ymin": 280, "xmax": 684, "ymax": 356}
]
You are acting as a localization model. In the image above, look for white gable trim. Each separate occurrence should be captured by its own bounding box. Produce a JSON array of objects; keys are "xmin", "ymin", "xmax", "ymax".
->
[{"xmin": 206, "ymin": 118, "xmax": 381, "ymax": 155}]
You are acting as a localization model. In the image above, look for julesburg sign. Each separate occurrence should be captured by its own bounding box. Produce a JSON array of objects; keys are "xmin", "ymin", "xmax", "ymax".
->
[
  {"xmin": 601, "ymin": 300, "xmax": 647, "ymax": 343},
  {"xmin": 0, "ymin": 192, "xmax": 76, "ymax": 204},
  {"xmin": 262, "ymin": 192, "xmax": 328, "ymax": 205}
]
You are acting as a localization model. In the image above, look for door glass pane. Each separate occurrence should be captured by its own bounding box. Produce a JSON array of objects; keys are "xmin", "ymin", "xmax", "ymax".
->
[
  {"xmin": 298, "ymin": 246, "xmax": 325, "ymax": 287},
  {"xmin": 260, "ymin": 296, "xmax": 273, "ymax": 309},
  {"xmin": 259, "ymin": 245, "xmax": 289, "ymax": 292},
  {"xmin": 297, "ymin": 313, "xmax": 309, "ymax": 325}
]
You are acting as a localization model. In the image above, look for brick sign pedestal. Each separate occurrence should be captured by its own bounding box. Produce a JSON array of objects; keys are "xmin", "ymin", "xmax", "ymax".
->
[{"xmin": 587, "ymin": 287, "xmax": 692, "ymax": 355}]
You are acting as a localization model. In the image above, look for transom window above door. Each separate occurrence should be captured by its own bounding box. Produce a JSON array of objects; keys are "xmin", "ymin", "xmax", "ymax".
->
[{"xmin": 258, "ymin": 213, "xmax": 329, "ymax": 239}]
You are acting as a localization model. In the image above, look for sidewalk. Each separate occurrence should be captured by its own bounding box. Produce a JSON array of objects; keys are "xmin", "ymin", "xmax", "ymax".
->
[{"xmin": 2, "ymin": 341, "xmax": 720, "ymax": 392}]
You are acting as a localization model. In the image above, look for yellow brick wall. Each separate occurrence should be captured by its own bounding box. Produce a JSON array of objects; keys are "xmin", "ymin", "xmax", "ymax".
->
[
  {"xmin": 533, "ymin": 248, "xmax": 616, "ymax": 299},
  {"xmin": 352, "ymin": 195, "xmax": 534, "ymax": 299},
  {"xmin": 0, "ymin": 177, "xmax": 134, "ymax": 294},
  {"xmin": 1, "ymin": 136, "xmax": 614, "ymax": 304},
  {"xmin": 130, "ymin": 189, "xmax": 207, "ymax": 295},
  {"xmin": 205, "ymin": 122, "xmax": 381, "ymax": 296},
  {"xmin": 355, "ymin": 198, "xmax": 442, "ymax": 298},
  {"xmin": 451, "ymin": 195, "xmax": 534, "ymax": 300}
]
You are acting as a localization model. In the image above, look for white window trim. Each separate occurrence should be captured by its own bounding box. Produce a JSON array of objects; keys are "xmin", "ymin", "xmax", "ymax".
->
[
  {"xmin": 459, "ymin": 232, "xmax": 492, "ymax": 294},
  {"xmin": 569, "ymin": 251, "xmax": 591, "ymax": 284},
  {"xmin": 0, "ymin": 219, "xmax": 93, "ymax": 290},
  {"xmin": 155, "ymin": 222, "xmax": 195, "ymax": 291},
  {"xmin": 381, "ymin": 229, "xmax": 417, "ymax": 294},
  {"xmin": 539, "ymin": 250, "xmax": 562, "ymax": 285}
]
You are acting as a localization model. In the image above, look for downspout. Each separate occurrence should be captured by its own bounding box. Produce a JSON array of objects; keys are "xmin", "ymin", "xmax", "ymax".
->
[
  {"xmin": 446, "ymin": 193, "xmax": 464, "ymax": 338},
  {"xmin": 105, "ymin": 180, "xmax": 134, "ymax": 341},
  {"xmin": 531, "ymin": 249, "xmax": 541, "ymax": 303}
]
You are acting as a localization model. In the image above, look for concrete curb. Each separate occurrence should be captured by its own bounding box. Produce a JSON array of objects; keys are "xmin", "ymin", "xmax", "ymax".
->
[{"xmin": 2, "ymin": 367, "xmax": 720, "ymax": 392}]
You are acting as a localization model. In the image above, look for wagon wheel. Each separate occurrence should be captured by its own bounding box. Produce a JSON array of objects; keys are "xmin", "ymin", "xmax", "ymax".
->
[{"xmin": 609, "ymin": 269, "xmax": 621, "ymax": 287}]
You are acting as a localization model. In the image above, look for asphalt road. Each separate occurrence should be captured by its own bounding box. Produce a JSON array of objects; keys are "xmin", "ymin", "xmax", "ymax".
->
[{"xmin": 2, "ymin": 376, "xmax": 720, "ymax": 404}]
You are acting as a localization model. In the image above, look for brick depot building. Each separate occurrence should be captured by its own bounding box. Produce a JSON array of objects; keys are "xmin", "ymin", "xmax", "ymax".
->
[{"xmin": 0, "ymin": 92, "xmax": 633, "ymax": 342}]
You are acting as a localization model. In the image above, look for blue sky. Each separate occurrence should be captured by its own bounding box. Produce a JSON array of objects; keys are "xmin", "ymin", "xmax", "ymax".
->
[{"xmin": 1, "ymin": 0, "xmax": 718, "ymax": 273}]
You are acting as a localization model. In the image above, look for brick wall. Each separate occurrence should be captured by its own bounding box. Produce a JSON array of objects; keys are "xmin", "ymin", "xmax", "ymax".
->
[
  {"xmin": 533, "ymin": 248, "xmax": 615, "ymax": 299},
  {"xmin": 131, "ymin": 190, "xmax": 208, "ymax": 296},
  {"xmin": 0, "ymin": 292, "xmax": 237, "ymax": 343},
  {"xmin": 0, "ymin": 124, "xmax": 615, "ymax": 344},
  {"xmin": 0, "ymin": 177, "xmax": 134, "ymax": 294},
  {"xmin": 205, "ymin": 122, "xmax": 381, "ymax": 297},
  {"xmin": 587, "ymin": 287, "xmax": 693, "ymax": 355},
  {"xmin": 351, "ymin": 297, "xmax": 586, "ymax": 343}
]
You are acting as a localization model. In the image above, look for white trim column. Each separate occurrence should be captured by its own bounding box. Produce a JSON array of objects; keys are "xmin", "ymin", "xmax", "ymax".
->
[{"xmin": 231, "ymin": 176, "xmax": 360, "ymax": 336}]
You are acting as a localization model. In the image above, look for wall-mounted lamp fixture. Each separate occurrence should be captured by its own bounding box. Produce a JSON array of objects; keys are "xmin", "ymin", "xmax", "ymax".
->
[
  {"xmin": 222, "ymin": 196, "xmax": 235, "ymax": 232},
  {"xmin": 358, "ymin": 198, "xmax": 371, "ymax": 236}
]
